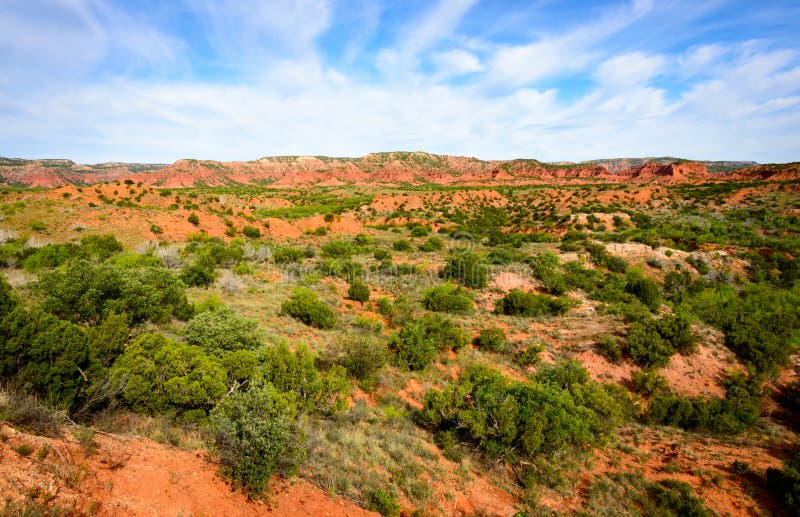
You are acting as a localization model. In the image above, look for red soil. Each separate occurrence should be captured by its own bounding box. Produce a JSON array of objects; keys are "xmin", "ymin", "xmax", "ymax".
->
[{"xmin": 0, "ymin": 423, "xmax": 375, "ymax": 517}]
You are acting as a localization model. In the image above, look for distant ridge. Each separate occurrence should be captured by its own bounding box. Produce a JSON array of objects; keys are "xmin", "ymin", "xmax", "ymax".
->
[{"xmin": 0, "ymin": 151, "xmax": 789, "ymax": 188}]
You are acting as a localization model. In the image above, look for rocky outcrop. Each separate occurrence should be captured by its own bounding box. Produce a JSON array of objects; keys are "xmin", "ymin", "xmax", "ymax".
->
[
  {"xmin": 0, "ymin": 152, "xmax": 776, "ymax": 188},
  {"xmin": 726, "ymin": 162, "xmax": 800, "ymax": 182}
]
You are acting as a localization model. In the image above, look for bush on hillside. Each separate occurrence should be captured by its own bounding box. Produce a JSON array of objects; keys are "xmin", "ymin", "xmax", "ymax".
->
[
  {"xmin": 280, "ymin": 288, "xmax": 336, "ymax": 329},
  {"xmin": 475, "ymin": 326, "xmax": 507, "ymax": 352},
  {"xmin": 439, "ymin": 252, "xmax": 488, "ymax": 289},
  {"xmin": 347, "ymin": 279, "xmax": 370, "ymax": 303},
  {"xmin": 391, "ymin": 313, "xmax": 468, "ymax": 370},
  {"xmin": 417, "ymin": 363, "xmax": 627, "ymax": 469},
  {"xmin": 495, "ymin": 289, "xmax": 575, "ymax": 317},
  {"xmin": 113, "ymin": 333, "xmax": 227, "ymax": 417},
  {"xmin": 183, "ymin": 307, "xmax": 262, "ymax": 355},
  {"xmin": 211, "ymin": 382, "xmax": 306, "ymax": 498},
  {"xmin": 259, "ymin": 343, "xmax": 348, "ymax": 414},
  {"xmin": 421, "ymin": 283, "xmax": 473, "ymax": 313},
  {"xmin": 35, "ymin": 260, "xmax": 192, "ymax": 325}
]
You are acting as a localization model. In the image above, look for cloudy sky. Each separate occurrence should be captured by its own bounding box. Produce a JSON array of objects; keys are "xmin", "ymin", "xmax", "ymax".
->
[{"xmin": 1, "ymin": 0, "xmax": 798, "ymax": 163}]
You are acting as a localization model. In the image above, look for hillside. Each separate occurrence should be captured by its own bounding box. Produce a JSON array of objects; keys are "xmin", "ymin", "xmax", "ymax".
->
[
  {"xmin": 0, "ymin": 152, "xmax": 776, "ymax": 188},
  {"xmin": 1, "ymin": 175, "xmax": 799, "ymax": 516}
]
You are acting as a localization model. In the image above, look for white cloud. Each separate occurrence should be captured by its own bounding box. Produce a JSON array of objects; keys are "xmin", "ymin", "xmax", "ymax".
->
[
  {"xmin": 0, "ymin": 0, "xmax": 181, "ymax": 86},
  {"xmin": 188, "ymin": 0, "xmax": 332, "ymax": 61},
  {"xmin": 376, "ymin": 0, "xmax": 478, "ymax": 77},
  {"xmin": 679, "ymin": 44, "xmax": 728, "ymax": 75},
  {"xmin": 596, "ymin": 52, "xmax": 666, "ymax": 88},
  {"xmin": 430, "ymin": 49, "xmax": 483, "ymax": 78},
  {"xmin": 486, "ymin": 0, "xmax": 654, "ymax": 87}
]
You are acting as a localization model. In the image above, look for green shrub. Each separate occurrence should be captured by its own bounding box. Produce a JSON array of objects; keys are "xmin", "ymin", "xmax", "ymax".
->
[
  {"xmin": 564, "ymin": 261, "xmax": 603, "ymax": 292},
  {"xmin": 687, "ymin": 255, "xmax": 710, "ymax": 274},
  {"xmin": 319, "ymin": 258, "xmax": 364, "ymax": 282},
  {"xmin": 495, "ymin": 289, "xmax": 574, "ymax": 317},
  {"xmin": 373, "ymin": 249, "xmax": 391, "ymax": 261},
  {"xmin": 221, "ymin": 350, "xmax": 258, "ymax": 384},
  {"xmin": 421, "ymin": 283, "xmax": 473, "ymax": 313},
  {"xmin": 259, "ymin": 343, "xmax": 348, "ymax": 414},
  {"xmin": 487, "ymin": 247, "xmax": 514, "ymax": 265},
  {"xmin": 375, "ymin": 295, "xmax": 415, "ymax": 327},
  {"xmin": 87, "ymin": 311, "xmax": 129, "ymax": 368},
  {"xmin": 392, "ymin": 239, "xmax": 413, "ymax": 252},
  {"xmin": 626, "ymin": 322, "xmax": 673, "ymax": 369},
  {"xmin": 439, "ymin": 252, "xmax": 488, "ymax": 289},
  {"xmin": 183, "ymin": 307, "xmax": 262, "ymax": 355},
  {"xmin": 337, "ymin": 337, "xmax": 388, "ymax": 382},
  {"xmin": 280, "ymin": 288, "xmax": 335, "ymax": 329},
  {"xmin": 353, "ymin": 233, "xmax": 372, "ymax": 246},
  {"xmin": 418, "ymin": 363, "xmax": 625, "ymax": 465},
  {"xmin": 475, "ymin": 326, "xmax": 506, "ymax": 352},
  {"xmin": 367, "ymin": 488, "xmax": 401, "ymax": 517},
  {"xmin": 409, "ymin": 224, "xmax": 430, "ymax": 237},
  {"xmin": 210, "ymin": 382, "xmax": 306, "ymax": 498},
  {"xmin": 322, "ymin": 240, "xmax": 355, "ymax": 258},
  {"xmin": 647, "ymin": 372, "xmax": 760, "ymax": 434},
  {"xmin": 187, "ymin": 213, "xmax": 200, "ymax": 225},
  {"xmin": 534, "ymin": 266, "xmax": 569, "ymax": 296},
  {"xmin": 180, "ymin": 257, "xmax": 216, "ymax": 287},
  {"xmin": 242, "ymin": 225, "xmax": 261, "ymax": 239},
  {"xmin": 0, "ymin": 308, "xmax": 92, "ymax": 410},
  {"xmin": 78, "ymin": 234, "xmax": 123, "ymax": 260},
  {"xmin": 391, "ymin": 313, "xmax": 468, "ymax": 370},
  {"xmin": 766, "ymin": 454, "xmax": 800, "ymax": 512},
  {"xmin": 515, "ymin": 343, "xmax": 543, "ymax": 366},
  {"xmin": 584, "ymin": 473, "xmax": 710, "ymax": 517},
  {"xmin": 624, "ymin": 269, "xmax": 661, "ymax": 311},
  {"xmin": 631, "ymin": 370, "xmax": 669, "ymax": 396},
  {"xmin": 690, "ymin": 284, "xmax": 800, "ymax": 375},
  {"xmin": 596, "ymin": 334, "xmax": 623, "ymax": 363},
  {"xmin": 113, "ymin": 333, "xmax": 227, "ymax": 417},
  {"xmin": 273, "ymin": 246, "xmax": 305, "ymax": 264},
  {"xmin": 625, "ymin": 313, "xmax": 697, "ymax": 369},
  {"xmin": 347, "ymin": 280, "xmax": 370, "ymax": 303},
  {"xmin": 418, "ymin": 237, "xmax": 444, "ymax": 252},
  {"xmin": 0, "ymin": 275, "xmax": 16, "ymax": 319},
  {"xmin": 20, "ymin": 243, "xmax": 78, "ymax": 272}
]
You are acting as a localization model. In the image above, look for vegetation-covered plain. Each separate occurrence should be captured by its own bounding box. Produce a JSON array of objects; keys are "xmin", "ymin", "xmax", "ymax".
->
[{"xmin": 0, "ymin": 177, "xmax": 799, "ymax": 515}]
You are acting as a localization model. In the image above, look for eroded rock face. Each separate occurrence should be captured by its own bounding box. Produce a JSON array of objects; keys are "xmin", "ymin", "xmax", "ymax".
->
[
  {"xmin": 727, "ymin": 162, "xmax": 800, "ymax": 181},
  {"xmin": 5, "ymin": 152, "xmax": 795, "ymax": 188}
]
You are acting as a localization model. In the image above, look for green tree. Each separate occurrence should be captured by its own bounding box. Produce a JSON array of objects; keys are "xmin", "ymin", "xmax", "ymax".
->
[
  {"xmin": 0, "ymin": 307, "xmax": 90, "ymax": 409},
  {"xmin": 36, "ymin": 260, "xmax": 191, "ymax": 324},
  {"xmin": 259, "ymin": 343, "xmax": 348, "ymax": 414},
  {"xmin": 183, "ymin": 307, "xmax": 262, "ymax": 355},
  {"xmin": 495, "ymin": 289, "xmax": 574, "ymax": 317},
  {"xmin": 210, "ymin": 383, "xmax": 306, "ymax": 498},
  {"xmin": 113, "ymin": 333, "xmax": 227, "ymax": 416},
  {"xmin": 87, "ymin": 311, "xmax": 129, "ymax": 368}
]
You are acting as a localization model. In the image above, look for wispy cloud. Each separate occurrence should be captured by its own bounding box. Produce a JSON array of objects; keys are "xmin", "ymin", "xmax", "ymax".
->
[{"xmin": 485, "ymin": 0, "xmax": 654, "ymax": 87}]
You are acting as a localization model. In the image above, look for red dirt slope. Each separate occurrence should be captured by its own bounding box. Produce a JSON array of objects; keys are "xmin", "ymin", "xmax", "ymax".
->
[{"xmin": 0, "ymin": 423, "xmax": 375, "ymax": 516}]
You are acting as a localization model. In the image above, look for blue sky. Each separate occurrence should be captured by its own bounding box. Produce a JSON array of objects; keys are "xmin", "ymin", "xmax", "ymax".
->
[{"xmin": 1, "ymin": 0, "xmax": 798, "ymax": 163}]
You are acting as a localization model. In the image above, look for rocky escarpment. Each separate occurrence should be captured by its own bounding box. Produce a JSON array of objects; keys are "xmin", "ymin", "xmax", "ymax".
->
[{"xmin": 1, "ymin": 152, "xmax": 788, "ymax": 188}]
